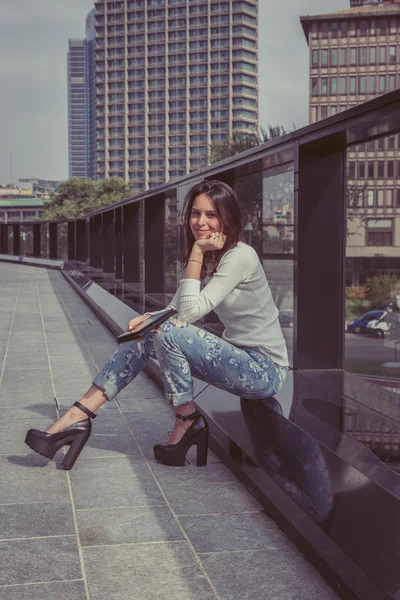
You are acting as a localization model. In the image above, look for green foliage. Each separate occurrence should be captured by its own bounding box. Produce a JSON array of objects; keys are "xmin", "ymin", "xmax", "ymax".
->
[
  {"xmin": 208, "ymin": 124, "xmax": 293, "ymax": 164},
  {"xmin": 364, "ymin": 274, "xmax": 399, "ymax": 310},
  {"xmin": 41, "ymin": 177, "xmax": 131, "ymax": 220}
]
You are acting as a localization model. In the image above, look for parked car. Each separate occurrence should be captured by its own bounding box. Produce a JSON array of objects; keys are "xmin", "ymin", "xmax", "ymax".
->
[
  {"xmin": 366, "ymin": 311, "xmax": 391, "ymax": 337},
  {"xmin": 279, "ymin": 309, "xmax": 294, "ymax": 328},
  {"xmin": 347, "ymin": 310, "xmax": 385, "ymax": 334}
]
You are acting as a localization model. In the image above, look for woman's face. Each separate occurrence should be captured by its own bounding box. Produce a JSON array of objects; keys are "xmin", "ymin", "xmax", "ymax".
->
[{"xmin": 190, "ymin": 193, "xmax": 223, "ymax": 241}]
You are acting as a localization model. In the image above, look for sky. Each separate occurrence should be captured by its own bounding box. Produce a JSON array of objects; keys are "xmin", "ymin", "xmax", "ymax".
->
[{"xmin": 0, "ymin": 0, "xmax": 345, "ymax": 185}]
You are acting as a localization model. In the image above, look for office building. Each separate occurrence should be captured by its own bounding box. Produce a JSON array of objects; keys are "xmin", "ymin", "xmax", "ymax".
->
[
  {"xmin": 94, "ymin": 0, "xmax": 258, "ymax": 192},
  {"xmin": 301, "ymin": 1, "xmax": 400, "ymax": 285},
  {"xmin": 67, "ymin": 9, "xmax": 97, "ymax": 180},
  {"xmin": 68, "ymin": 40, "xmax": 88, "ymax": 178}
]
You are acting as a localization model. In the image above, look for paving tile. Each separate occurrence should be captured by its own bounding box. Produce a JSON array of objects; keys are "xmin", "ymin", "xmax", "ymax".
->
[
  {"xmin": 179, "ymin": 512, "xmax": 292, "ymax": 553},
  {"xmin": 200, "ymin": 548, "xmax": 339, "ymax": 600},
  {"xmin": 0, "ymin": 537, "xmax": 82, "ymax": 586},
  {"xmin": 83, "ymin": 542, "xmax": 215, "ymax": 600},
  {"xmin": 77, "ymin": 419, "xmax": 143, "ymax": 459},
  {"xmin": 123, "ymin": 409, "xmax": 176, "ymax": 444},
  {"xmin": 1, "ymin": 369, "xmax": 52, "ymax": 388},
  {"xmin": 69, "ymin": 457, "xmax": 164, "ymax": 509},
  {"xmin": 77, "ymin": 505, "xmax": 183, "ymax": 546},
  {"xmin": 0, "ymin": 456, "xmax": 70, "ymax": 504},
  {"xmin": 163, "ymin": 482, "xmax": 262, "ymax": 516},
  {"xmin": 0, "ymin": 503, "xmax": 75, "ymax": 540},
  {"xmin": 0, "ymin": 383, "xmax": 54, "ymax": 406},
  {"xmin": 1, "ymin": 353, "xmax": 49, "ymax": 369},
  {"xmin": 0, "ymin": 404, "xmax": 57, "ymax": 421},
  {"xmin": 0, "ymin": 580, "xmax": 86, "ymax": 600},
  {"xmin": 0, "ymin": 421, "xmax": 52, "ymax": 454},
  {"xmin": 151, "ymin": 462, "xmax": 236, "ymax": 487}
]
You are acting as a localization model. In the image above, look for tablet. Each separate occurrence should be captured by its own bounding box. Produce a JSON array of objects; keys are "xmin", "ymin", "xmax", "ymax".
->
[{"xmin": 116, "ymin": 308, "xmax": 178, "ymax": 343}]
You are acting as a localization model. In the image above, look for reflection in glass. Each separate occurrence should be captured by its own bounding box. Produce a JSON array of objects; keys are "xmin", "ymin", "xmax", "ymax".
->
[
  {"xmin": 20, "ymin": 225, "xmax": 34, "ymax": 256},
  {"xmin": 345, "ymin": 135, "xmax": 400, "ymax": 389},
  {"xmin": 57, "ymin": 223, "xmax": 68, "ymax": 260},
  {"xmin": 8, "ymin": 227, "xmax": 13, "ymax": 255},
  {"xmin": 241, "ymin": 397, "xmax": 333, "ymax": 523},
  {"xmin": 41, "ymin": 223, "xmax": 49, "ymax": 258}
]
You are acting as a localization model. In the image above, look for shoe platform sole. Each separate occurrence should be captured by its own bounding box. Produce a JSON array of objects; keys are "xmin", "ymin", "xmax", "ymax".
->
[{"xmin": 25, "ymin": 430, "xmax": 58, "ymax": 460}]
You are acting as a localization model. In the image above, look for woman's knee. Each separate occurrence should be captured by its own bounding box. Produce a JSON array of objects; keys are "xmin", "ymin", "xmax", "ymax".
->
[{"xmin": 152, "ymin": 317, "xmax": 188, "ymax": 352}]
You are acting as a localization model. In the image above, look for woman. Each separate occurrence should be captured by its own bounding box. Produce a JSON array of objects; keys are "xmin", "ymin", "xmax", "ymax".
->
[{"xmin": 25, "ymin": 180, "xmax": 289, "ymax": 470}]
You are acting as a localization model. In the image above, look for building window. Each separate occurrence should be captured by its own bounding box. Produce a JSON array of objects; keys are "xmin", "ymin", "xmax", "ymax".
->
[
  {"xmin": 369, "ymin": 46, "xmax": 376, "ymax": 65},
  {"xmin": 321, "ymin": 78, "xmax": 327, "ymax": 95},
  {"xmin": 359, "ymin": 47, "xmax": 367, "ymax": 65},
  {"xmin": 320, "ymin": 22, "xmax": 328, "ymax": 38},
  {"xmin": 389, "ymin": 46, "xmax": 396, "ymax": 64},
  {"xmin": 331, "ymin": 77, "xmax": 337, "ymax": 94},
  {"xmin": 311, "ymin": 79, "xmax": 319, "ymax": 98},
  {"xmin": 388, "ymin": 160, "xmax": 395, "ymax": 179},
  {"xmin": 379, "ymin": 46, "xmax": 386, "ymax": 64},
  {"xmin": 377, "ymin": 190, "xmax": 384, "ymax": 206},
  {"xmin": 359, "ymin": 20, "xmax": 368, "ymax": 35},
  {"xmin": 312, "ymin": 49, "xmax": 319, "ymax": 67},
  {"xmin": 387, "ymin": 189, "xmax": 393, "ymax": 207},
  {"xmin": 378, "ymin": 137, "xmax": 385, "ymax": 150},
  {"xmin": 378, "ymin": 19, "xmax": 388, "ymax": 35},
  {"xmin": 340, "ymin": 48, "xmax": 347, "ymax": 66},
  {"xmin": 320, "ymin": 106, "xmax": 328, "ymax": 120},
  {"xmin": 378, "ymin": 161, "xmax": 385, "ymax": 177},
  {"xmin": 368, "ymin": 162, "xmax": 374, "ymax": 178},
  {"xmin": 359, "ymin": 76, "xmax": 366, "ymax": 94},
  {"xmin": 366, "ymin": 190, "xmax": 374, "ymax": 207},
  {"xmin": 358, "ymin": 162, "xmax": 365, "ymax": 178},
  {"xmin": 330, "ymin": 105, "xmax": 337, "ymax": 116},
  {"xmin": 331, "ymin": 22, "xmax": 338, "ymax": 37},
  {"xmin": 367, "ymin": 140, "xmax": 375, "ymax": 151},
  {"xmin": 321, "ymin": 49, "xmax": 328, "ymax": 66},
  {"xmin": 339, "ymin": 77, "xmax": 346, "ymax": 94},
  {"xmin": 350, "ymin": 77, "xmax": 356, "ymax": 94},
  {"xmin": 348, "ymin": 162, "xmax": 356, "ymax": 178},
  {"xmin": 331, "ymin": 48, "xmax": 338, "ymax": 66},
  {"xmin": 369, "ymin": 75, "xmax": 375, "ymax": 94},
  {"xmin": 350, "ymin": 48, "xmax": 357, "ymax": 65},
  {"xmin": 341, "ymin": 21, "xmax": 348, "ymax": 37},
  {"xmin": 388, "ymin": 136, "xmax": 395, "ymax": 149},
  {"xmin": 379, "ymin": 75, "xmax": 386, "ymax": 93},
  {"xmin": 397, "ymin": 189, "xmax": 400, "ymax": 207},
  {"xmin": 389, "ymin": 75, "xmax": 396, "ymax": 92}
]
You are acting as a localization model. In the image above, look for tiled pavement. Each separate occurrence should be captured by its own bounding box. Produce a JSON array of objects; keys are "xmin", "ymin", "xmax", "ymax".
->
[{"xmin": 0, "ymin": 263, "xmax": 339, "ymax": 600}]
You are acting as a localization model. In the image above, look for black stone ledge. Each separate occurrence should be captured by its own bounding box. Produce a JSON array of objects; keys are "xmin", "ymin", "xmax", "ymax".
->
[
  {"xmin": 57, "ymin": 267, "xmax": 400, "ymax": 600},
  {"xmin": 0, "ymin": 254, "xmax": 64, "ymax": 270}
]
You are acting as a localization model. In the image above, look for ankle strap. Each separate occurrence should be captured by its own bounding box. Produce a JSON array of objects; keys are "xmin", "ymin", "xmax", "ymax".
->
[
  {"xmin": 73, "ymin": 401, "xmax": 97, "ymax": 419},
  {"xmin": 175, "ymin": 410, "xmax": 201, "ymax": 422}
]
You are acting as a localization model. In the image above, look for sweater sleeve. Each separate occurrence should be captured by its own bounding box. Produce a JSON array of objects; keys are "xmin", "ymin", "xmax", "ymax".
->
[
  {"xmin": 177, "ymin": 245, "xmax": 257, "ymax": 323},
  {"xmin": 145, "ymin": 288, "xmax": 180, "ymax": 317}
]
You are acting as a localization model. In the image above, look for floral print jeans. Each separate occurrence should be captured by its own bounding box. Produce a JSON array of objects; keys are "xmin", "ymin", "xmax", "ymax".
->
[{"xmin": 92, "ymin": 319, "xmax": 288, "ymax": 408}]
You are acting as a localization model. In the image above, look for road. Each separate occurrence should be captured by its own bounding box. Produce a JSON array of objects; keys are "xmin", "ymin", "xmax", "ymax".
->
[{"xmin": 281, "ymin": 328, "xmax": 400, "ymax": 372}]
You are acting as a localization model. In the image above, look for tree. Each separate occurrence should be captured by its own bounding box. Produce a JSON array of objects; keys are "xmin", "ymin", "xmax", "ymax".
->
[
  {"xmin": 346, "ymin": 285, "xmax": 367, "ymax": 314},
  {"xmin": 41, "ymin": 177, "xmax": 131, "ymax": 220},
  {"xmin": 208, "ymin": 124, "xmax": 293, "ymax": 164},
  {"xmin": 365, "ymin": 274, "xmax": 399, "ymax": 310}
]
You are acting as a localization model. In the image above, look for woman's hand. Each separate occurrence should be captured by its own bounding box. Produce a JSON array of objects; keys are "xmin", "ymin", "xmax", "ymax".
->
[
  {"xmin": 126, "ymin": 313, "xmax": 151, "ymax": 332},
  {"xmin": 194, "ymin": 232, "xmax": 227, "ymax": 254}
]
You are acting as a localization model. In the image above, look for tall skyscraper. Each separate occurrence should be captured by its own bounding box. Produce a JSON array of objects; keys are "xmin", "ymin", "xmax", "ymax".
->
[
  {"xmin": 86, "ymin": 9, "xmax": 97, "ymax": 179},
  {"xmin": 68, "ymin": 40, "xmax": 88, "ymax": 178},
  {"xmin": 67, "ymin": 9, "xmax": 97, "ymax": 180},
  {"xmin": 301, "ymin": 1, "xmax": 400, "ymax": 284},
  {"xmin": 93, "ymin": 0, "xmax": 258, "ymax": 192}
]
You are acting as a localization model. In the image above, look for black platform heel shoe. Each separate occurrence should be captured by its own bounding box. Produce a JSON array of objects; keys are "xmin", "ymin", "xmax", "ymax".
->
[
  {"xmin": 24, "ymin": 401, "xmax": 96, "ymax": 470},
  {"xmin": 153, "ymin": 410, "xmax": 208, "ymax": 467}
]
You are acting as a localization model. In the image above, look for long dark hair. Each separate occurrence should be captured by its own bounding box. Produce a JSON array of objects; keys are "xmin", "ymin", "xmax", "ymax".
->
[{"xmin": 181, "ymin": 179, "xmax": 243, "ymax": 276}]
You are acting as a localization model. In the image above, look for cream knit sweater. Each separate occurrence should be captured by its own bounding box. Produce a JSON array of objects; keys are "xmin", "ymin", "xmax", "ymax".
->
[{"xmin": 162, "ymin": 242, "xmax": 289, "ymax": 367}]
